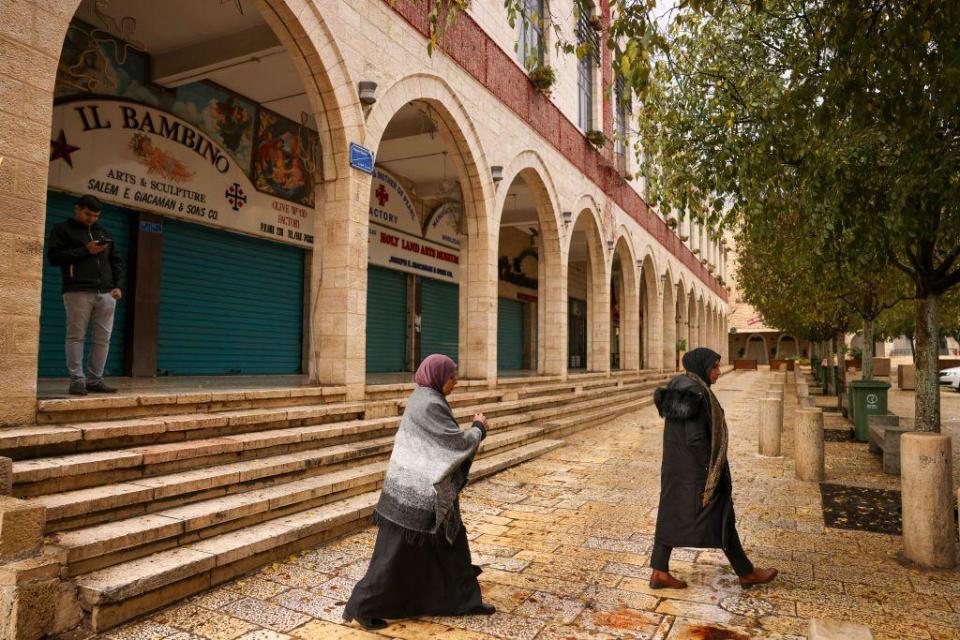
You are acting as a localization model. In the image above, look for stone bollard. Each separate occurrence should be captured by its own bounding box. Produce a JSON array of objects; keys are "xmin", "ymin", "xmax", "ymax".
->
[
  {"xmin": 901, "ymin": 433, "xmax": 955, "ymax": 569},
  {"xmin": 795, "ymin": 409, "xmax": 825, "ymax": 481},
  {"xmin": 759, "ymin": 397, "xmax": 783, "ymax": 456},
  {"xmin": 797, "ymin": 383, "xmax": 809, "ymax": 398},
  {"xmin": 801, "ymin": 396, "xmax": 816, "ymax": 408}
]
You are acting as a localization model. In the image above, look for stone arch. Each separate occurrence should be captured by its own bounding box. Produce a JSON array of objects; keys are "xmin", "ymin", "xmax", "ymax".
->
[
  {"xmin": 746, "ymin": 333, "xmax": 769, "ymax": 364},
  {"xmin": 365, "ymin": 74, "xmax": 495, "ymax": 381},
  {"xmin": 777, "ymin": 334, "xmax": 799, "ymax": 358},
  {"xmin": 639, "ymin": 253, "xmax": 663, "ymax": 370},
  {"xmin": 565, "ymin": 206, "xmax": 609, "ymax": 372},
  {"xmin": 494, "ymin": 151, "xmax": 566, "ymax": 376},
  {"xmin": 611, "ymin": 230, "xmax": 640, "ymax": 370},
  {"xmin": 2, "ymin": 0, "xmax": 363, "ymax": 420},
  {"xmin": 697, "ymin": 295, "xmax": 707, "ymax": 350}
]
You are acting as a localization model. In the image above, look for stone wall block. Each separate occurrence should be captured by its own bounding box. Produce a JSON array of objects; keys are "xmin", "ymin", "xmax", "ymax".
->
[{"xmin": 0, "ymin": 497, "xmax": 45, "ymax": 562}]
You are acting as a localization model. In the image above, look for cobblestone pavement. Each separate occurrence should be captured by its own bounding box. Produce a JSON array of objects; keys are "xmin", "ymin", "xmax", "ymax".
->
[{"xmin": 111, "ymin": 371, "xmax": 960, "ymax": 640}]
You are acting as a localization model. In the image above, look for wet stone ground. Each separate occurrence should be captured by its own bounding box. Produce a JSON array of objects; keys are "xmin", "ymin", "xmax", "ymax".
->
[{"xmin": 111, "ymin": 371, "xmax": 960, "ymax": 640}]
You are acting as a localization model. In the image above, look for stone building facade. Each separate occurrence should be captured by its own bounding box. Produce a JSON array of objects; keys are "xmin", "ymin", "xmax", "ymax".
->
[{"xmin": 0, "ymin": 0, "xmax": 729, "ymax": 427}]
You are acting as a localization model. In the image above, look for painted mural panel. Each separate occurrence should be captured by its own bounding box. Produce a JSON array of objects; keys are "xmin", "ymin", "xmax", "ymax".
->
[{"xmin": 253, "ymin": 111, "xmax": 316, "ymax": 208}]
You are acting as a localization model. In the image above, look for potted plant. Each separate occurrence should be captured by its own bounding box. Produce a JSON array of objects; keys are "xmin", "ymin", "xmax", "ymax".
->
[
  {"xmin": 666, "ymin": 217, "xmax": 679, "ymax": 229},
  {"xmin": 679, "ymin": 233, "xmax": 689, "ymax": 241},
  {"xmin": 588, "ymin": 14, "xmax": 603, "ymax": 31},
  {"xmin": 692, "ymin": 248, "xmax": 700, "ymax": 255},
  {"xmin": 529, "ymin": 65, "xmax": 556, "ymax": 94},
  {"xmin": 585, "ymin": 129, "xmax": 607, "ymax": 148}
]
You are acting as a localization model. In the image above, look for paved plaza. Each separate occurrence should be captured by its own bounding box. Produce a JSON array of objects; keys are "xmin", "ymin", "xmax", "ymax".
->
[{"xmin": 103, "ymin": 371, "xmax": 960, "ymax": 640}]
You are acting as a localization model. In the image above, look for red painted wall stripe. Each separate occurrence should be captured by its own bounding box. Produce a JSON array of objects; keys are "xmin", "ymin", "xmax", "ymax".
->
[{"xmin": 383, "ymin": 0, "xmax": 727, "ymax": 302}]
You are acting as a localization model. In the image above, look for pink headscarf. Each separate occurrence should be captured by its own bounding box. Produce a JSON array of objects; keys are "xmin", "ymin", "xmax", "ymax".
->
[{"xmin": 415, "ymin": 354, "xmax": 457, "ymax": 393}]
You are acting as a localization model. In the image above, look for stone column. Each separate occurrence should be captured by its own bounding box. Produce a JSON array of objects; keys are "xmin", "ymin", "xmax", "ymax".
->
[
  {"xmin": 311, "ymin": 172, "xmax": 371, "ymax": 400},
  {"xmin": 795, "ymin": 408, "xmax": 825, "ymax": 481},
  {"xmin": 901, "ymin": 433, "xmax": 956, "ymax": 568},
  {"xmin": 759, "ymin": 397, "xmax": 783, "ymax": 456},
  {"xmin": 538, "ymin": 251, "xmax": 568, "ymax": 377}
]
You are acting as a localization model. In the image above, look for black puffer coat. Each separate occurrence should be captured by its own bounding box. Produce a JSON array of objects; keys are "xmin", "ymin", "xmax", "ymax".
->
[{"xmin": 652, "ymin": 375, "xmax": 734, "ymax": 549}]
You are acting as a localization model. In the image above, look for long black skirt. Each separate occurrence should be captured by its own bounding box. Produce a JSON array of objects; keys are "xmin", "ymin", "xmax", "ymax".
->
[{"xmin": 342, "ymin": 519, "xmax": 483, "ymax": 620}]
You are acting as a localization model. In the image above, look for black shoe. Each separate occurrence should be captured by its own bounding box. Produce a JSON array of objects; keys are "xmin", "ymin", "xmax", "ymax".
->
[
  {"xmin": 68, "ymin": 381, "xmax": 88, "ymax": 396},
  {"xmin": 469, "ymin": 603, "xmax": 496, "ymax": 615},
  {"xmin": 86, "ymin": 381, "xmax": 117, "ymax": 393},
  {"xmin": 343, "ymin": 616, "xmax": 388, "ymax": 630}
]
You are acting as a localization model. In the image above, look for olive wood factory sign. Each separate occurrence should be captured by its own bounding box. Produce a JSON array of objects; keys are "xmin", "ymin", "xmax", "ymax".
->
[{"xmin": 367, "ymin": 168, "xmax": 461, "ymax": 284}]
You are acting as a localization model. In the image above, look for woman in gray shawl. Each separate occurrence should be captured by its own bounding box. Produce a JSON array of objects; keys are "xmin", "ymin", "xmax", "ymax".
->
[{"xmin": 343, "ymin": 354, "xmax": 495, "ymax": 630}]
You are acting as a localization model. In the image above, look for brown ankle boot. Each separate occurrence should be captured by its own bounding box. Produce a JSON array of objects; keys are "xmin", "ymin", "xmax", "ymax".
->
[
  {"xmin": 739, "ymin": 567, "xmax": 778, "ymax": 588},
  {"xmin": 649, "ymin": 569, "xmax": 687, "ymax": 589}
]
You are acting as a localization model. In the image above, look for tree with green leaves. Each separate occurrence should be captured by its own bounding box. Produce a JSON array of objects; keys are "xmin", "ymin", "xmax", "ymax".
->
[{"xmin": 629, "ymin": 2, "xmax": 960, "ymax": 432}]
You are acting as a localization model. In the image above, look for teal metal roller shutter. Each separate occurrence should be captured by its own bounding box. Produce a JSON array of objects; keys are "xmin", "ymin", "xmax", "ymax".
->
[
  {"xmin": 366, "ymin": 266, "xmax": 407, "ymax": 372},
  {"xmin": 497, "ymin": 297, "xmax": 524, "ymax": 370},
  {"xmin": 420, "ymin": 277, "xmax": 459, "ymax": 363},
  {"xmin": 158, "ymin": 219, "xmax": 304, "ymax": 375},
  {"xmin": 38, "ymin": 191, "xmax": 130, "ymax": 377}
]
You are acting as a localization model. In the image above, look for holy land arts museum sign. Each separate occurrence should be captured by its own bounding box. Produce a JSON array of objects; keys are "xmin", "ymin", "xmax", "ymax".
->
[
  {"xmin": 48, "ymin": 99, "xmax": 315, "ymax": 248},
  {"xmin": 367, "ymin": 168, "xmax": 461, "ymax": 284}
]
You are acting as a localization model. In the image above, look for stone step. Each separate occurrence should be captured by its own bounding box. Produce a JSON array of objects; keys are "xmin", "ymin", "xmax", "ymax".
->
[
  {"xmin": 51, "ymin": 428, "xmax": 566, "ymax": 575},
  {"xmin": 30, "ymin": 421, "xmax": 542, "ymax": 530},
  {"xmin": 10, "ymin": 374, "xmax": 669, "ymax": 460},
  {"xmin": 74, "ymin": 437, "xmax": 565, "ymax": 633},
  {"xmin": 37, "ymin": 385, "xmax": 350, "ymax": 424},
  {"xmin": 14, "ymin": 380, "xmax": 663, "ymax": 495}
]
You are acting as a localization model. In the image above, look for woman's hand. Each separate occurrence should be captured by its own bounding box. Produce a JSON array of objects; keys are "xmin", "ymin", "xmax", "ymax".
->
[{"xmin": 474, "ymin": 413, "xmax": 488, "ymax": 430}]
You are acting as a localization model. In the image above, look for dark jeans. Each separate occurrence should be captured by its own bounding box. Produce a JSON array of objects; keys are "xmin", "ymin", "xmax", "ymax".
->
[{"xmin": 650, "ymin": 529, "xmax": 754, "ymax": 577}]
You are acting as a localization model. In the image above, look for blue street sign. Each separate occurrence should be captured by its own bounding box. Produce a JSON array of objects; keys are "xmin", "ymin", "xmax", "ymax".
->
[
  {"xmin": 139, "ymin": 220, "xmax": 163, "ymax": 234},
  {"xmin": 350, "ymin": 142, "xmax": 375, "ymax": 174}
]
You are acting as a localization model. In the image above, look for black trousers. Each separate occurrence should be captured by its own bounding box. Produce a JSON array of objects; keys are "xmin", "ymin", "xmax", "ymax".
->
[{"xmin": 650, "ymin": 527, "xmax": 754, "ymax": 577}]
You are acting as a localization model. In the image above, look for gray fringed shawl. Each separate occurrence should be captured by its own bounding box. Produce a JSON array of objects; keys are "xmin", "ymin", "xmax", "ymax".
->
[{"xmin": 375, "ymin": 386, "xmax": 483, "ymax": 545}]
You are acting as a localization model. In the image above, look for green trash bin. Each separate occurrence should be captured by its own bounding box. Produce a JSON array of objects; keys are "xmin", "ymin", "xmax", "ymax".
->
[{"xmin": 850, "ymin": 380, "xmax": 890, "ymax": 442}]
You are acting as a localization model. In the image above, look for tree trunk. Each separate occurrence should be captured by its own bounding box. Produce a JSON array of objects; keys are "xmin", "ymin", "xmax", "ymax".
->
[
  {"xmin": 835, "ymin": 331, "xmax": 847, "ymax": 408},
  {"xmin": 824, "ymin": 339, "xmax": 834, "ymax": 392},
  {"xmin": 914, "ymin": 294, "xmax": 941, "ymax": 433},
  {"xmin": 862, "ymin": 318, "xmax": 874, "ymax": 381}
]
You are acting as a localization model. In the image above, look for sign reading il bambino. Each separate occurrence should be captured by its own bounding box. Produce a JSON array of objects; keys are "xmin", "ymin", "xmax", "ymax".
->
[{"xmin": 48, "ymin": 98, "xmax": 314, "ymax": 248}]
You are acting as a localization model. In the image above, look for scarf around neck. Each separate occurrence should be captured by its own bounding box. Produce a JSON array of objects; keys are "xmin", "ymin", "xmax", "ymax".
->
[
  {"xmin": 684, "ymin": 367, "xmax": 729, "ymax": 508},
  {"xmin": 374, "ymin": 385, "xmax": 482, "ymax": 545}
]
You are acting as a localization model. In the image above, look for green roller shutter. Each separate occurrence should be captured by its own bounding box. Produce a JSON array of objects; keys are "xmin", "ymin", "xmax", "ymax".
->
[
  {"xmin": 569, "ymin": 297, "xmax": 587, "ymax": 369},
  {"xmin": 39, "ymin": 191, "xmax": 130, "ymax": 377},
  {"xmin": 497, "ymin": 297, "xmax": 524, "ymax": 371},
  {"xmin": 420, "ymin": 277, "xmax": 459, "ymax": 363},
  {"xmin": 158, "ymin": 218, "xmax": 304, "ymax": 375},
  {"xmin": 366, "ymin": 266, "xmax": 407, "ymax": 373}
]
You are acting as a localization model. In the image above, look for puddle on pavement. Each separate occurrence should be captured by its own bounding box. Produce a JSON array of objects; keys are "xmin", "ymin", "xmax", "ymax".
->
[{"xmin": 683, "ymin": 625, "xmax": 751, "ymax": 640}]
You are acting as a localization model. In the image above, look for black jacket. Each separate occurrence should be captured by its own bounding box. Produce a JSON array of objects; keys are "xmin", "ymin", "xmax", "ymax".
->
[
  {"xmin": 47, "ymin": 218, "xmax": 123, "ymax": 293},
  {"xmin": 652, "ymin": 375, "xmax": 734, "ymax": 549}
]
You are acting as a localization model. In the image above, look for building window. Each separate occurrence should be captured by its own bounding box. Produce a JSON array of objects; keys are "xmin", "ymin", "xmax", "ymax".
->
[
  {"xmin": 518, "ymin": 0, "xmax": 545, "ymax": 70},
  {"xmin": 614, "ymin": 76, "xmax": 629, "ymax": 173},
  {"xmin": 576, "ymin": 12, "xmax": 599, "ymax": 131}
]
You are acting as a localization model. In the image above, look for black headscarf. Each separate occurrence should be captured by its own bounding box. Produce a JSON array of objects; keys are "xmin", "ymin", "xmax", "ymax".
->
[{"xmin": 682, "ymin": 347, "xmax": 721, "ymax": 386}]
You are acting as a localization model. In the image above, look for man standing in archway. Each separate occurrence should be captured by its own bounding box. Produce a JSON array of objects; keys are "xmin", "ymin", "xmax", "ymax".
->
[{"xmin": 46, "ymin": 195, "xmax": 122, "ymax": 395}]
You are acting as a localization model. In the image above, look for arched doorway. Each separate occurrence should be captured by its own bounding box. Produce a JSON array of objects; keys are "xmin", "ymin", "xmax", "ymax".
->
[
  {"xmin": 36, "ymin": 0, "xmax": 355, "ymax": 399},
  {"xmin": 610, "ymin": 235, "xmax": 639, "ymax": 370},
  {"xmin": 495, "ymin": 158, "xmax": 563, "ymax": 376},
  {"xmin": 640, "ymin": 254, "xmax": 662, "ymax": 370},
  {"xmin": 746, "ymin": 334, "xmax": 768, "ymax": 364},
  {"xmin": 566, "ymin": 207, "xmax": 607, "ymax": 372},
  {"xmin": 778, "ymin": 334, "xmax": 799, "ymax": 358},
  {"xmin": 363, "ymin": 94, "xmax": 489, "ymax": 379}
]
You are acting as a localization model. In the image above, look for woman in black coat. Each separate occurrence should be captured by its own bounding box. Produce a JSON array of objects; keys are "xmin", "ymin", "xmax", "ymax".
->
[{"xmin": 650, "ymin": 348, "xmax": 778, "ymax": 589}]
